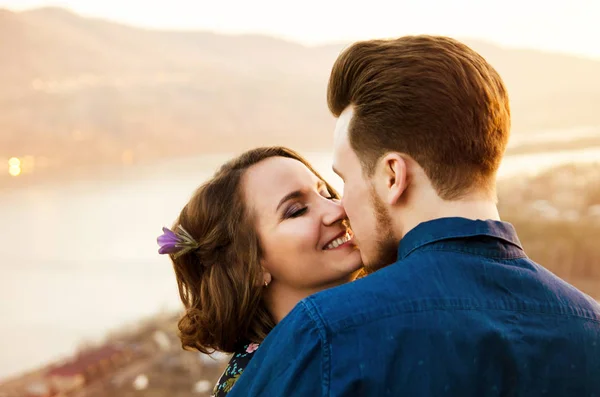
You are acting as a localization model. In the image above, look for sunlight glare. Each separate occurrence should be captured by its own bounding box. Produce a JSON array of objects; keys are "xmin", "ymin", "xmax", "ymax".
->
[
  {"xmin": 9, "ymin": 165, "xmax": 21, "ymax": 176},
  {"xmin": 8, "ymin": 157, "xmax": 21, "ymax": 167}
]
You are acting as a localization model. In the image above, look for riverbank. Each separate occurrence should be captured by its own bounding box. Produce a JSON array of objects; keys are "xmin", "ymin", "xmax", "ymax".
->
[{"xmin": 0, "ymin": 311, "xmax": 227, "ymax": 397}]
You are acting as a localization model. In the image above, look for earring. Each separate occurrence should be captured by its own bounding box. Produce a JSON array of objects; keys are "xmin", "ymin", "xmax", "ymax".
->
[{"xmin": 264, "ymin": 280, "xmax": 269, "ymax": 287}]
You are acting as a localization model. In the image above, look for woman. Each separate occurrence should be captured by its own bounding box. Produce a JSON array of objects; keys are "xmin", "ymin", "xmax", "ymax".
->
[{"xmin": 157, "ymin": 147, "xmax": 363, "ymax": 396}]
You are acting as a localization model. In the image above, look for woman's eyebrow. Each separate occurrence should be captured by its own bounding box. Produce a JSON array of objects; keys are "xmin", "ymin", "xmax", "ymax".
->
[
  {"xmin": 276, "ymin": 190, "xmax": 303, "ymax": 212},
  {"xmin": 276, "ymin": 180, "xmax": 325, "ymax": 212}
]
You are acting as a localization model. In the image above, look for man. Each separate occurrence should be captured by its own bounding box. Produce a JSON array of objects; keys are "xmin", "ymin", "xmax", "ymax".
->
[{"xmin": 229, "ymin": 35, "xmax": 600, "ymax": 396}]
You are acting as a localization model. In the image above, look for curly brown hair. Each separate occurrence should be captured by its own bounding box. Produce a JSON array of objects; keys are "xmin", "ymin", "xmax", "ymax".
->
[{"xmin": 168, "ymin": 146, "xmax": 340, "ymax": 354}]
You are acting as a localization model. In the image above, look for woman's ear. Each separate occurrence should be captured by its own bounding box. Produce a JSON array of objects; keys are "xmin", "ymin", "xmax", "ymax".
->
[
  {"xmin": 259, "ymin": 261, "xmax": 272, "ymax": 288},
  {"xmin": 262, "ymin": 271, "xmax": 272, "ymax": 288}
]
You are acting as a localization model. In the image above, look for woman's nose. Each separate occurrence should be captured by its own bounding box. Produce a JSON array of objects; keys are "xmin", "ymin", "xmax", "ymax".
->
[{"xmin": 321, "ymin": 197, "xmax": 347, "ymax": 226}]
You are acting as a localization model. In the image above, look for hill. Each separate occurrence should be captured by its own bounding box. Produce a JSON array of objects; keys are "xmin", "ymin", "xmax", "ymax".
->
[{"xmin": 1, "ymin": 7, "xmax": 599, "ymax": 179}]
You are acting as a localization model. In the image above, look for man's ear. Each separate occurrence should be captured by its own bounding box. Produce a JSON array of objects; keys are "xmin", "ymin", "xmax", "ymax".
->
[{"xmin": 377, "ymin": 153, "xmax": 409, "ymax": 205}]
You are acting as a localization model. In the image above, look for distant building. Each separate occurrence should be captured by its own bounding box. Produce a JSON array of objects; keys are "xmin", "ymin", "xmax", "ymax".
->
[{"xmin": 45, "ymin": 344, "xmax": 133, "ymax": 394}]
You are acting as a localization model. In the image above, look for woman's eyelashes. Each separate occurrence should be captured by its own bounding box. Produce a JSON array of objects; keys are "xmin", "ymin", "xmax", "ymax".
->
[
  {"xmin": 282, "ymin": 188, "xmax": 337, "ymax": 220},
  {"xmin": 285, "ymin": 203, "xmax": 308, "ymax": 219}
]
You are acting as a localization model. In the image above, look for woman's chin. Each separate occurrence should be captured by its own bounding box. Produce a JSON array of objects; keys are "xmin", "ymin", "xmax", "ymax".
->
[{"xmin": 341, "ymin": 249, "xmax": 364, "ymax": 273}]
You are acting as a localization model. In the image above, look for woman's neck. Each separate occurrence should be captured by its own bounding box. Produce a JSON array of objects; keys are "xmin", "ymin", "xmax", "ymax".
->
[
  {"xmin": 266, "ymin": 287, "xmax": 310, "ymax": 323},
  {"xmin": 265, "ymin": 274, "xmax": 357, "ymax": 323}
]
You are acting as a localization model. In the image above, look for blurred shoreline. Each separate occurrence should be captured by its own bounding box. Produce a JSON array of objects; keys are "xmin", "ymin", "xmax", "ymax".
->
[
  {"xmin": 2, "ymin": 128, "xmax": 600, "ymax": 193},
  {"xmin": 0, "ymin": 311, "xmax": 228, "ymax": 397}
]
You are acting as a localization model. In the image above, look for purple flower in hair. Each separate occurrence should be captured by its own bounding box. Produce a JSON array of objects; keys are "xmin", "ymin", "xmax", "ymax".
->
[
  {"xmin": 157, "ymin": 227, "xmax": 181, "ymax": 255},
  {"xmin": 157, "ymin": 225, "xmax": 200, "ymax": 258}
]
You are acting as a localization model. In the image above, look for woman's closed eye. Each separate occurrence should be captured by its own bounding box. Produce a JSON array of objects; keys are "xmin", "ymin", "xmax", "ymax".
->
[
  {"xmin": 282, "ymin": 187, "xmax": 336, "ymax": 219},
  {"xmin": 285, "ymin": 203, "xmax": 308, "ymax": 219}
]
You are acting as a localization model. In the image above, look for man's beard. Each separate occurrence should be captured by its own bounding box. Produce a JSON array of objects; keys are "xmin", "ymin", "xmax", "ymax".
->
[{"xmin": 364, "ymin": 186, "xmax": 398, "ymax": 272}]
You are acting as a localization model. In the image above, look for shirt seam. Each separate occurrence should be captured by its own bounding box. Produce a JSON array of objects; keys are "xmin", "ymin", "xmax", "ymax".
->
[
  {"xmin": 412, "ymin": 246, "xmax": 528, "ymax": 260},
  {"xmin": 301, "ymin": 298, "xmax": 331, "ymax": 397},
  {"xmin": 331, "ymin": 302, "xmax": 600, "ymax": 333}
]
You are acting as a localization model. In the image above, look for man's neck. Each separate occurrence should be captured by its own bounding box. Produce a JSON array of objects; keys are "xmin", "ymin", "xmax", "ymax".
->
[{"xmin": 397, "ymin": 197, "xmax": 500, "ymax": 241}]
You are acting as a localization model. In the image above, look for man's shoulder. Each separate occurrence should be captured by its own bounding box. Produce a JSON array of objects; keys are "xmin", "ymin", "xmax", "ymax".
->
[
  {"xmin": 300, "ymin": 250, "xmax": 600, "ymax": 334},
  {"xmin": 301, "ymin": 260, "xmax": 422, "ymax": 332}
]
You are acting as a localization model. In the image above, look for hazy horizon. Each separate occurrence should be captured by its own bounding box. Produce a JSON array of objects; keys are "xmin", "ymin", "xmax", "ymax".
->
[{"xmin": 1, "ymin": 0, "xmax": 599, "ymax": 60}]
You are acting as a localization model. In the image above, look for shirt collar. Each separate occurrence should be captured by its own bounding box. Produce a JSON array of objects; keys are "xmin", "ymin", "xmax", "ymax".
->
[{"xmin": 397, "ymin": 217, "xmax": 523, "ymax": 260}]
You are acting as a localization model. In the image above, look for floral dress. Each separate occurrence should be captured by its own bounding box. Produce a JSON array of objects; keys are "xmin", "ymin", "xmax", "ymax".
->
[{"xmin": 212, "ymin": 342, "xmax": 260, "ymax": 396}]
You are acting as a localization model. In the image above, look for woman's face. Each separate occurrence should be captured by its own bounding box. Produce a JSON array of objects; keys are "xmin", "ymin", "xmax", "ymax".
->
[{"xmin": 243, "ymin": 156, "xmax": 363, "ymax": 295}]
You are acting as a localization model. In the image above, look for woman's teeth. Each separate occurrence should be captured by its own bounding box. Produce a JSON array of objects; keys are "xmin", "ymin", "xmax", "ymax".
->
[{"xmin": 325, "ymin": 232, "xmax": 351, "ymax": 250}]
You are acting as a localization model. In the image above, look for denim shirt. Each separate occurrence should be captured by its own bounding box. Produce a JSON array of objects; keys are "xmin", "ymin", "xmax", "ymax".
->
[{"xmin": 229, "ymin": 218, "xmax": 600, "ymax": 396}]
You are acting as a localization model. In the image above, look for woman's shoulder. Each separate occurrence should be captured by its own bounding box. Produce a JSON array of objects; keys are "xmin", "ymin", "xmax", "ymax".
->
[{"xmin": 212, "ymin": 341, "xmax": 261, "ymax": 397}]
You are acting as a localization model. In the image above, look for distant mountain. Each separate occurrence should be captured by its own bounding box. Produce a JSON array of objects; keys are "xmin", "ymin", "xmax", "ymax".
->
[{"xmin": 1, "ymin": 7, "xmax": 599, "ymax": 175}]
